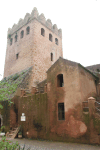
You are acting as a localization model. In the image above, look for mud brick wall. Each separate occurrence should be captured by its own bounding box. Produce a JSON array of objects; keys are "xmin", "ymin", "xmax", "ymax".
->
[{"xmin": 18, "ymin": 93, "xmax": 48, "ymax": 139}]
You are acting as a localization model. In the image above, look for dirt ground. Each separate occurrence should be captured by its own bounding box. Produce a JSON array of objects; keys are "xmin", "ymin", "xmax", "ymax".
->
[{"xmin": 0, "ymin": 138, "xmax": 100, "ymax": 150}]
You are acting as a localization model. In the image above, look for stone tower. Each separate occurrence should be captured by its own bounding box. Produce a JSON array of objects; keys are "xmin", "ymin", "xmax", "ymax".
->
[{"xmin": 4, "ymin": 7, "xmax": 63, "ymax": 86}]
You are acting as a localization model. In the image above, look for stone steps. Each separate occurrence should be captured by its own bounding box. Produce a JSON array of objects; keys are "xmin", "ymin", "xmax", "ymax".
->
[{"xmin": 6, "ymin": 126, "xmax": 21, "ymax": 139}]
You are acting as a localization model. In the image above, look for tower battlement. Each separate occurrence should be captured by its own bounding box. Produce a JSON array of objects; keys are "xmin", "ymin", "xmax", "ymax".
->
[
  {"xmin": 7, "ymin": 7, "xmax": 62, "ymax": 38},
  {"xmin": 4, "ymin": 7, "xmax": 63, "ymax": 86}
]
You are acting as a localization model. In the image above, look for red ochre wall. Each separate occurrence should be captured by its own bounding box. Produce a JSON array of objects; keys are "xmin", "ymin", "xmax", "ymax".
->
[
  {"xmin": 1, "ymin": 90, "xmax": 100, "ymax": 144},
  {"xmin": 18, "ymin": 93, "xmax": 48, "ymax": 139},
  {"xmin": 46, "ymin": 59, "xmax": 99, "ymax": 143}
]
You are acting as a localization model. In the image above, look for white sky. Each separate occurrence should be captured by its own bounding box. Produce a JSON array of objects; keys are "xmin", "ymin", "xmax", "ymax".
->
[{"xmin": 0, "ymin": 0, "xmax": 99, "ymax": 81}]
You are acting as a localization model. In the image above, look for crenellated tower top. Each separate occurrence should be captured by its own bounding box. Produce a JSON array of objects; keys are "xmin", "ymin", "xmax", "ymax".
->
[{"xmin": 7, "ymin": 7, "xmax": 62, "ymax": 38}]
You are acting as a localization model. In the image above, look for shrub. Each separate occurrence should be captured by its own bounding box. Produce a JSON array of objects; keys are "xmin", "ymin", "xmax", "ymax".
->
[{"xmin": 0, "ymin": 136, "xmax": 31, "ymax": 150}]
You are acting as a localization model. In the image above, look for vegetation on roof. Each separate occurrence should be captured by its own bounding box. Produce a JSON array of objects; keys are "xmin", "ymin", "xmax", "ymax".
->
[
  {"xmin": 0, "ymin": 67, "xmax": 32, "ymax": 105},
  {"xmin": 78, "ymin": 63, "xmax": 99, "ymax": 79}
]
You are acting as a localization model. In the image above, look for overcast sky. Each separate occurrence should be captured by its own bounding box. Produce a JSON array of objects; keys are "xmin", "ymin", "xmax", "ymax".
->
[{"xmin": 0, "ymin": 0, "xmax": 99, "ymax": 81}]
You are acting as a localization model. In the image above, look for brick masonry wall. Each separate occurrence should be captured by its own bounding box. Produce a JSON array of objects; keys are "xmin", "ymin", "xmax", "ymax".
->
[{"xmin": 4, "ymin": 18, "xmax": 62, "ymax": 87}]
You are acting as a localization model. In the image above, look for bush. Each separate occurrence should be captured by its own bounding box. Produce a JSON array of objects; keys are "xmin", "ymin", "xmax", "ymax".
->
[
  {"xmin": 0, "ymin": 136, "xmax": 31, "ymax": 150},
  {"xmin": 0, "ymin": 136, "xmax": 19, "ymax": 150},
  {"xmin": 1, "ymin": 126, "xmax": 5, "ymax": 132}
]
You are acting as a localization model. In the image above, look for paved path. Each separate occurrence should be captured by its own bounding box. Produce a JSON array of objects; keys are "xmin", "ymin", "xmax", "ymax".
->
[{"xmin": 2, "ymin": 138, "xmax": 100, "ymax": 150}]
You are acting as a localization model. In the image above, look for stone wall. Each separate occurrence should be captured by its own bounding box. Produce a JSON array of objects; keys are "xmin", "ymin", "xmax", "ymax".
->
[
  {"xmin": 7, "ymin": 7, "xmax": 62, "ymax": 38},
  {"xmin": 4, "ymin": 8, "xmax": 63, "ymax": 87},
  {"xmin": 31, "ymin": 19, "xmax": 62, "ymax": 86}
]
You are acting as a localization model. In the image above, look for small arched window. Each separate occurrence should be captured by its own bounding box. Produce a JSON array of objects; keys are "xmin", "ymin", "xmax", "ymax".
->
[
  {"xmin": 26, "ymin": 26, "xmax": 30, "ymax": 35},
  {"xmin": 41, "ymin": 28, "xmax": 45, "ymax": 36},
  {"xmin": 57, "ymin": 74, "xmax": 64, "ymax": 87},
  {"xmin": 49, "ymin": 34, "xmax": 52, "ymax": 42},
  {"xmin": 55, "ymin": 38, "xmax": 58, "ymax": 45},
  {"xmin": 15, "ymin": 34, "xmax": 18, "ymax": 42},
  {"xmin": 10, "ymin": 38, "xmax": 13, "ymax": 45},
  {"xmin": 21, "ymin": 30, "xmax": 24, "ymax": 38},
  {"xmin": 51, "ymin": 53, "xmax": 53, "ymax": 61}
]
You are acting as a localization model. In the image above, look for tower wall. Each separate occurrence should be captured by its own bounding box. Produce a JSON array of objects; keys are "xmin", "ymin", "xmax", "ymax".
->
[
  {"xmin": 32, "ymin": 19, "xmax": 62, "ymax": 85},
  {"xmin": 4, "ymin": 19, "xmax": 35, "ymax": 77},
  {"xmin": 4, "ymin": 8, "xmax": 63, "ymax": 86}
]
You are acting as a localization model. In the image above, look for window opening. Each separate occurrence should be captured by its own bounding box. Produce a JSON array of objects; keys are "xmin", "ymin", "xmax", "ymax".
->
[
  {"xmin": 51, "ymin": 53, "xmax": 53, "ymax": 61},
  {"xmin": 58, "ymin": 103, "xmax": 65, "ymax": 120},
  {"xmin": 26, "ymin": 26, "xmax": 30, "ymax": 35},
  {"xmin": 0, "ymin": 118, "xmax": 1, "ymax": 128},
  {"xmin": 95, "ymin": 80, "xmax": 97, "ymax": 85},
  {"xmin": 10, "ymin": 38, "xmax": 13, "ymax": 45},
  {"xmin": 21, "ymin": 30, "xmax": 24, "ymax": 38},
  {"xmin": 41, "ymin": 28, "xmax": 45, "ymax": 36},
  {"xmin": 55, "ymin": 38, "xmax": 58, "ymax": 45},
  {"xmin": 57, "ymin": 74, "xmax": 64, "ymax": 87},
  {"xmin": 15, "ymin": 34, "xmax": 18, "ymax": 42},
  {"xmin": 16, "ymin": 53, "xmax": 19, "ymax": 59},
  {"xmin": 49, "ymin": 34, "xmax": 52, "ymax": 42}
]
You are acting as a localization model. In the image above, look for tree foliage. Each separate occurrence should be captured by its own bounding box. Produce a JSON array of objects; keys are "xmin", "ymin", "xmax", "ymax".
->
[{"xmin": 0, "ymin": 72, "xmax": 23, "ymax": 111}]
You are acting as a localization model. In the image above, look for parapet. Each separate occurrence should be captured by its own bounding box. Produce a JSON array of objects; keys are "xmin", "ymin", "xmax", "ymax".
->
[{"xmin": 7, "ymin": 7, "xmax": 62, "ymax": 38}]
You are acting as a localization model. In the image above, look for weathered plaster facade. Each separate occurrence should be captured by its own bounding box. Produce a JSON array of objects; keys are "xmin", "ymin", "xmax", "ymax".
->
[{"xmin": 47, "ymin": 58, "xmax": 98, "ymax": 139}]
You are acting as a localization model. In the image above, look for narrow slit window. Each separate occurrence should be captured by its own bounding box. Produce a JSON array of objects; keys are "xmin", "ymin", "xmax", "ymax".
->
[
  {"xmin": 26, "ymin": 26, "xmax": 30, "ymax": 35},
  {"xmin": 58, "ymin": 103, "xmax": 65, "ymax": 120},
  {"xmin": 55, "ymin": 38, "xmax": 58, "ymax": 45},
  {"xmin": 95, "ymin": 80, "xmax": 97, "ymax": 85},
  {"xmin": 10, "ymin": 38, "xmax": 13, "ymax": 45},
  {"xmin": 41, "ymin": 28, "xmax": 45, "ymax": 36},
  {"xmin": 49, "ymin": 34, "xmax": 52, "ymax": 42},
  {"xmin": 51, "ymin": 53, "xmax": 53, "ymax": 61},
  {"xmin": 0, "ymin": 118, "xmax": 1, "ymax": 128},
  {"xmin": 16, "ymin": 53, "xmax": 19, "ymax": 59},
  {"xmin": 57, "ymin": 74, "xmax": 64, "ymax": 87},
  {"xmin": 21, "ymin": 30, "xmax": 24, "ymax": 38},
  {"xmin": 15, "ymin": 35, "xmax": 18, "ymax": 42}
]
